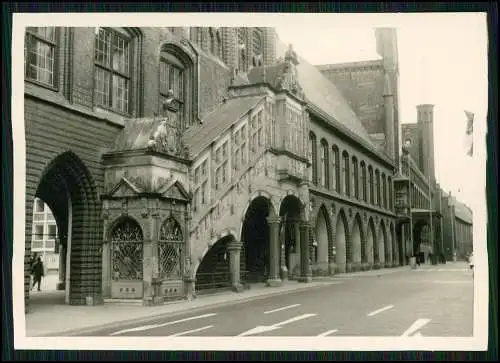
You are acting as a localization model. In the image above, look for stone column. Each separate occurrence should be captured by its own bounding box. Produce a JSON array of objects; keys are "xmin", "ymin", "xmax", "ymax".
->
[
  {"xmin": 57, "ymin": 242, "xmax": 66, "ymax": 290},
  {"xmin": 227, "ymin": 241, "xmax": 244, "ymax": 292},
  {"xmin": 266, "ymin": 216, "xmax": 282, "ymax": 287},
  {"xmin": 279, "ymin": 220, "xmax": 288, "ymax": 281},
  {"xmin": 299, "ymin": 221, "xmax": 312, "ymax": 282}
]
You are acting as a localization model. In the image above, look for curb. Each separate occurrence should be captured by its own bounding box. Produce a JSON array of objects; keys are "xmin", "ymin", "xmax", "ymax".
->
[
  {"xmin": 34, "ymin": 266, "xmax": 414, "ymax": 337},
  {"xmin": 40, "ymin": 280, "xmax": 342, "ymax": 337}
]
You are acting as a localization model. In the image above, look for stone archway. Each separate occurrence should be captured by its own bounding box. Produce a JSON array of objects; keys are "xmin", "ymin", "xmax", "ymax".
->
[
  {"xmin": 28, "ymin": 151, "xmax": 100, "ymax": 307},
  {"xmin": 367, "ymin": 217, "xmax": 376, "ymax": 266},
  {"xmin": 351, "ymin": 214, "xmax": 363, "ymax": 271},
  {"xmin": 279, "ymin": 195, "xmax": 304, "ymax": 280},
  {"xmin": 314, "ymin": 205, "xmax": 332, "ymax": 275},
  {"xmin": 195, "ymin": 234, "xmax": 233, "ymax": 294},
  {"xmin": 378, "ymin": 220, "xmax": 388, "ymax": 268},
  {"xmin": 390, "ymin": 222, "xmax": 398, "ymax": 266},
  {"xmin": 334, "ymin": 210, "xmax": 348, "ymax": 273},
  {"xmin": 241, "ymin": 196, "xmax": 274, "ymax": 283}
]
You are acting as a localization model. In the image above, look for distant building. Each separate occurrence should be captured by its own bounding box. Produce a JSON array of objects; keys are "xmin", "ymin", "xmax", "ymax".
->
[
  {"xmin": 31, "ymin": 198, "xmax": 59, "ymax": 271},
  {"xmin": 441, "ymin": 194, "xmax": 473, "ymax": 261}
]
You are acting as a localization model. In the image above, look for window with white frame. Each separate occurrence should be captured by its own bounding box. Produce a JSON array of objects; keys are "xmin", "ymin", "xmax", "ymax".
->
[
  {"xmin": 250, "ymin": 110, "xmax": 263, "ymax": 153},
  {"xmin": 25, "ymin": 27, "xmax": 57, "ymax": 87},
  {"xmin": 233, "ymin": 124, "xmax": 248, "ymax": 171},
  {"xmin": 94, "ymin": 27, "xmax": 131, "ymax": 114},
  {"xmin": 193, "ymin": 159, "xmax": 208, "ymax": 212},
  {"xmin": 215, "ymin": 140, "xmax": 229, "ymax": 191}
]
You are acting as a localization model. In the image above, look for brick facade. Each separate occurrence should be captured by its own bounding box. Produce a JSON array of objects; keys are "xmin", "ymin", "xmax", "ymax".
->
[{"xmin": 25, "ymin": 26, "xmax": 409, "ymax": 311}]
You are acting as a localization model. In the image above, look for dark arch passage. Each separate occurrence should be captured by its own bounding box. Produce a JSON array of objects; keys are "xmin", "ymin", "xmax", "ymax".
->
[
  {"xmin": 241, "ymin": 196, "xmax": 273, "ymax": 283},
  {"xmin": 29, "ymin": 151, "xmax": 100, "ymax": 306}
]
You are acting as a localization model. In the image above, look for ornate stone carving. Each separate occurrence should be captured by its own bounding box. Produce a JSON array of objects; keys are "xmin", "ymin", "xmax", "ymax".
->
[
  {"xmin": 101, "ymin": 208, "xmax": 109, "ymax": 220},
  {"xmin": 141, "ymin": 207, "xmax": 149, "ymax": 218},
  {"xmin": 147, "ymin": 116, "xmax": 188, "ymax": 158},
  {"xmin": 275, "ymin": 44, "xmax": 305, "ymax": 100},
  {"xmin": 331, "ymin": 203, "xmax": 336, "ymax": 216},
  {"xmin": 348, "ymin": 208, "xmax": 352, "ymax": 218}
]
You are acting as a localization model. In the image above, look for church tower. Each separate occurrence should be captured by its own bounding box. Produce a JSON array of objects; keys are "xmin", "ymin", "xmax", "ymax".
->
[{"xmin": 375, "ymin": 28, "xmax": 401, "ymax": 168}]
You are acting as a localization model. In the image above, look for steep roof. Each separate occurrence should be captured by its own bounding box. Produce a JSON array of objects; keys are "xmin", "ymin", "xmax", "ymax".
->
[
  {"xmin": 182, "ymin": 95, "xmax": 264, "ymax": 158},
  {"xmin": 453, "ymin": 199, "xmax": 473, "ymax": 224},
  {"xmin": 271, "ymin": 38, "xmax": 375, "ymax": 147}
]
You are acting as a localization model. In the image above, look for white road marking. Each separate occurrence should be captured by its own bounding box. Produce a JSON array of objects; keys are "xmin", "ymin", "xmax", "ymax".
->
[
  {"xmin": 401, "ymin": 318, "xmax": 431, "ymax": 337},
  {"xmin": 414, "ymin": 331, "xmax": 423, "ymax": 337},
  {"xmin": 367, "ymin": 305, "xmax": 394, "ymax": 317},
  {"xmin": 109, "ymin": 313, "xmax": 217, "ymax": 336},
  {"xmin": 317, "ymin": 329, "xmax": 338, "ymax": 337},
  {"xmin": 169, "ymin": 325, "xmax": 214, "ymax": 337},
  {"xmin": 264, "ymin": 304, "xmax": 301, "ymax": 314},
  {"xmin": 237, "ymin": 313, "xmax": 317, "ymax": 337}
]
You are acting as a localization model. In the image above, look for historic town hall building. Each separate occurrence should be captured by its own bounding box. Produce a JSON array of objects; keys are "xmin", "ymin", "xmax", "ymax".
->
[{"xmin": 24, "ymin": 26, "xmax": 456, "ymax": 310}]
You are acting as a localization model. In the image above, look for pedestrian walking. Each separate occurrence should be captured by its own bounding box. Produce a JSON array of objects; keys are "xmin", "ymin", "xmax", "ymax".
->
[
  {"xmin": 31, "ymin": 256, "xmax": 45, "ymax": 291},
  {"xmin": 29, "ymin": 252, "xmax": 37, "ymax": 288}
]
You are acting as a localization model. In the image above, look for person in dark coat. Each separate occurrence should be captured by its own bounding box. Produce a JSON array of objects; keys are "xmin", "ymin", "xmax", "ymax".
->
[{"xmin": 32, "ymin": 256, "xmax": 44, "ymax": 291}]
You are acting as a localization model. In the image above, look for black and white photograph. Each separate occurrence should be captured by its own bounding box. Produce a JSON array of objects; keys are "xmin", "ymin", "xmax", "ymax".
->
[{"xmin": 12, "ymin": 12, "xmax": 488, "ymax": 351}]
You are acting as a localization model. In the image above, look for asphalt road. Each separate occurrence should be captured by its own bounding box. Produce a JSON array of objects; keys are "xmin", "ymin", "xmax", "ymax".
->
[{"xmin": 78, "ymin": 264, "xmax": 473, "ymax": 337}]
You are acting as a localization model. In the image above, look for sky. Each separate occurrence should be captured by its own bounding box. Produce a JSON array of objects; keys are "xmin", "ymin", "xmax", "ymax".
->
[{"xmin": 274, "ymin": 14, "xmax": 488, "ymax": 209}]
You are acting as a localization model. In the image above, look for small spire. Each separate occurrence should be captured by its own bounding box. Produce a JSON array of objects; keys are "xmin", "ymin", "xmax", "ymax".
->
[{"xmin": 284, "ymin": 43, "xmax": 299, "ymax": 66}]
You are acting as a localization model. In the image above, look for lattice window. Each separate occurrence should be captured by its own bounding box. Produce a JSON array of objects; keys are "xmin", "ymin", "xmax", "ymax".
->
[
  {"xmin": 110, "ymin": 219, "xmax": 144, "ymax": 281},
  {"xmin": 94, "ymin": 27, "xmax": 131, "ymax": 114},
  {"xmin": 25, "ymin": 27, "xmax": 57, "ymax": 87},
  {"xmin": 388, "ymin": 177, "xmax": 393, "ymax": 210},
  {"xmin": 158, "ymin": 217, "xmax": 184, "ymax": 280}
]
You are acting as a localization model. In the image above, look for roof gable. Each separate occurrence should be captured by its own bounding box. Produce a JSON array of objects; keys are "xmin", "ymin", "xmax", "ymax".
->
[
  {"xmin": 158, "ymin": 180, "xmax": 190, "ymax": 201},
  {"xmin": 108, "ymin": 177, "xmax": 143, "ymax": 198}
]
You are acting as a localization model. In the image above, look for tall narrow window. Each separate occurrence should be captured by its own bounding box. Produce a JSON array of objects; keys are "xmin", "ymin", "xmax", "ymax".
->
[
  {"xmin": 368, "ymin": 166, "xmax": 374, "ymax": 204},
  {"xmin": 216, "ymin": 30, "xmax": 223, "ymax": 59},
  {"xmin": 94, "ymin": 27, "xmax": 131, "ymax": 114},
  {"xmin": 320, "ymin": 139, "xmax": 329, "ymax": 189},
  {"xmin": 375, "ymin": 170, "xmax": 380, "ymax": 206},
  {"xmin": 215, "ymin": 140, "xmax": 230, "ymax": 191},
  {"xmin": 360, "ymin": 162, "xmax": 367, "ymax": 202},
  {"xmin": 382, "ymin": 174, "xmax": 387, "ymax": 209},
  {"xmin": 388, "ymin": 177, "xmax": 393, "ymax": 210},
  {"xmin": 237, "ymin": 28, "xmax": 247, "ymax": 72},
  {"xmin": 252, "ymin": 29, "xmax": 263, "ymax": 67},
  {"xmin": 233, "ymin": 123, "xmax": 248, "ymax": 171},
  {"xmin": 309, "ymin": 132, "xmax": 318, "ymax": 186},
  {"xmin": 352, "ymin": 157, "xmax": 359, "ymax": 199},
  {"xmin": 209, "ymin": 28, "xmax": 216, "ymax": 55},
  {"xmin": 159, "ymin": 46, "xmax": 193, "ymax": 130},
  {"xmin": 25, "ymin": 27, "xmax": 57, "ymax": 87},
  {"xmin": 193, "ymin": 159, "xmax": 208, "ymax": 212},
  {"xmin": 332, "ymin": 145, "xmax": 340, "ymax": 192},
  {"xmin": 342, "ymin": 151, "xmax": 350, "ymax": 196}
]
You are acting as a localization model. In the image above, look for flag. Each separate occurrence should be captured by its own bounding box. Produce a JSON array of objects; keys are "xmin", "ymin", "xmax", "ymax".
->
[{"xmin": 464, "ymin": 110, "xmax": 474, "ymax": 157}]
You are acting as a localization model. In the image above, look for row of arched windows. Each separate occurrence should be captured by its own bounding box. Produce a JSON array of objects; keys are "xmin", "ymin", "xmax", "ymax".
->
[{"xmin": 310, "ymin": 132, "xmax": 393, "ymax": 210}]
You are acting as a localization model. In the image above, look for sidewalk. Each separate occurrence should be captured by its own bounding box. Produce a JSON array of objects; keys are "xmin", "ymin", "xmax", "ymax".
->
[{"xmin": 26, "ymin": 265, "xmax": 411, "ymax": 337}]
